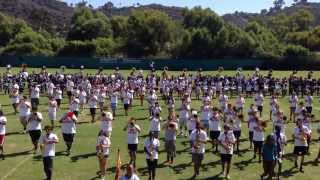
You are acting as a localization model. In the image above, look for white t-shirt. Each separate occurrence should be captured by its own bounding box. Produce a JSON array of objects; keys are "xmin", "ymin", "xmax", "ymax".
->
[
  {"xmin": 88, "ymin": 96, "xmax": 98, "ymax": 108},
  {"xmin": 289, "ymin": 95, "xmax": 298, "ymax": 108},
  {"xmin": 61, "ymin": 115, "xmax": 77, "ymax": 134},
  {"xmin": 304, "ymin": 96, "xmax": 313, "ymax": 107},
  {"xmin": 127, "ymin": 124, "xmax": 140, "ymax": 144},
  {"xmin": 209, "ymin": 115, "xmax": 221, "ymax": 131},
  {"xmin": 79, "ymin": 91, "xmax": 87, "ymax": 102},
  {"xmin": 39, "ymin": 133, "xmax": 58, "ymax": 157},
  {"xmin": 48, "ymin": 100, "xmax": 57, "ymax": 113},
  {"xmin": 150, "ymin": 118, "xmax": 161, "ymax": 132},
  {"xmin": 190, "ymin": 129, "xmax": 208, "ymax": 154},
  {"xmin": 55, "ymin": 90, "xmax": 62, "ymax": 100},
  {"xmin": 120, "ymin": 174, "xmax": 140, "ymax": 180},
  {"xmin": 144, "ymin": 138, "xmax": 160, "ymax": 159},
  {"xmin": 70, "ymin": 98, "xmax": 80, "ymax": 111},
  {"xmin": 96, "ymin": 135, "xmax": 111, "ymax": 156},
  {"xmin": 201, "ymin": 106, "xmax": 212, "ymax": 121},
  {"xmin": 236, "ymin": 96, "xmax": 245, "ymax": 108},
  {"xmin": 218, "ymin": 131, "xmax": 236, "ymax": 154},
  {"xmin": 31, "ymin": 87, "xmax": 40, "ymax": 99},
  {"xmin": 111, "ymin": 92, "xmax": 118, "ymax": 104},
  {"xmin": 293, "ymin": 126, "xmax": 310, "ymax": 147},
  {"xmin": 19, "ymin": 102, "xmax": 31, "ymax": 117},
  {"xmin": 255, "ymin": 94, "xmax": 264, "ymax": 106},
  {"xmin": 253, "ymin": 124, "xmax": 264, "ymax": 141},
  {"xmin": 101, "ymin": 118, "xmax": 113, "ymax": 132},
  {"xmin": 272, "ymin": 133, "xmax": 287, "ymax": 155},
  {"xmin": 0, "ymin": 116, "xmax": 7, "ymax": 135},
  {"xmin": 27, "ymin": 112, "xmax": 43, "ymax": 131}
]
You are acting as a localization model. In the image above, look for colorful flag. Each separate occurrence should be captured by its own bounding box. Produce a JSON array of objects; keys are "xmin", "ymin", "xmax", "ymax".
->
[{"xmin": 114, "ymin": 149, "xmax": 121, "ymax": 180}]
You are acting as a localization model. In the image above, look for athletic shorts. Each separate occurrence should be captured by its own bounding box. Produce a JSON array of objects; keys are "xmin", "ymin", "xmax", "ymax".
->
[
  {"xmin": 29, "ymin": 130, "xmax": 41, "ymax": 144},
  {"xmin": 210, "ymin": 131, "xmax": 220, "ymax": 140},
  {"xmin": 179, "ymin": 118, "xmax": 187, "ymax": 127},
  {"xmin": 233, "ymin": 131, "xmax": 241, "ymax": 139},
  {"xmin": 201, "ymin": 120, "xmax": 209, "ymax": 129},
  {"xmin": 90, "ymin": 108, "xmax": 96, "ymax": 115},
  {"xmin": 0, "ymin": 134, "xmax": 5, "ymax": 145},
  {"xmin": 290, "ymin": 107, "xmax": 296, "ymax": 112},
  {"xmin": 165, "ymin": 140, "xmax": 176, "ymax": 153},
  {"xmin": 124, "ymin": 104, "xmax": 129, "ymax": 110},
  {"xmin": 294, "ymin": 146, "xmax": 307, "ymax": 156},
  {"xmin": 111, "ymin": 103, "xmax": 117, "ymax": 111},
  {"xmin": 63, "ymin": 133, "xmax": 75, "ymax": 143},
  {"xmin": 67, "ymin": 91, "xmax": 72, "ymax": 97},
  {"xmin": 257, "ymin": 106, "xmax": 263, "ymax": 112},
  {"xmin": 221, "ymin": 154, "xmax": 232, "ymax": 164},
  {"xmin": 192, "ymin": 153, "xmax": 204, "ymax": 164},
  {"xmin": 249, "ymin": 131, "xmax": 254, "ymax": 141},
  {"xmin": 306, "ymin": 107, "xmax": 312, "ymax": 114},
  {"xmin": 128, "ymin": 144, "xmax": 138, "ymax": 152},
  {"xmin": 253, "ymin": 141, "xmax": 263, "ymax": 149},
  {"xmin": 56, "ymin": 99, "xmax": 61, "ymax": 106},
  {"xmin": 146, "ymin": 159, "xmax": 158, "ymax": 170}
]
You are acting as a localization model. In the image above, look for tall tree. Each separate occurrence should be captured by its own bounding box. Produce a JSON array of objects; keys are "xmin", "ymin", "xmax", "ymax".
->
[{"xmin": 273, "ymin": 0, "xmax": 285, "ymax": 11}]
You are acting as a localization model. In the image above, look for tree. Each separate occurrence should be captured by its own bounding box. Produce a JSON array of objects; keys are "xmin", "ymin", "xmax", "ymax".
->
[
  {"xmin": 58, "ymin": 40, "xmax": 96, "ymax": 57},
  {"xmin": 289, "ymin": 9, "xmax": 314, "ymax": 31},
  {"xmin": 284, "ymin": 44, "xmax": 311, "ymax": 57},
  {"xmin": 273, "ymin": 0, "xmax": 285, "ymax": 11}
]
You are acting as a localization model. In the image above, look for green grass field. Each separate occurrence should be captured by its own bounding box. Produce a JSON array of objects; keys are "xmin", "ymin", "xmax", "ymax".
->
[{"xmin": 0, "ymin": 68, "xmax": 319, "ymax": 180}]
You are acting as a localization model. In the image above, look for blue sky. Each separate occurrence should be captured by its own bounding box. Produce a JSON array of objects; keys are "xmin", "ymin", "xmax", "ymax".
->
[{"xmin": 63, "ymin": 0, "xmax": 320, "ymax": 15}]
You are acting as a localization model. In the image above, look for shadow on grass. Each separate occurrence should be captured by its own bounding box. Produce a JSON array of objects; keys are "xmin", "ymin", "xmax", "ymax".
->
[
  {"xmin": 70, "ymin": 152, "xmax": 96, "ymax": 162},
  {"xmin": 5, "ymin": 131, "xmax": 22, "ymax": 136},
  {"xmin": 5, "ymin": 150, "xmax": 31, "ymax": 158},
  {"xmin": 233, "ymin": 156, "xmax": 255, "ymax": 170},
  {"xmin": 281, "ymin": 166, "xmax": 299, "ymax": 178}
]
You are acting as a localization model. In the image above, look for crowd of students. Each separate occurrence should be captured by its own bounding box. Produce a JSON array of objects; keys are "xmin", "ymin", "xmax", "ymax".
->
[{"xmin": 0, "ymin": 65, "xmax": 320, "ymax": 180}]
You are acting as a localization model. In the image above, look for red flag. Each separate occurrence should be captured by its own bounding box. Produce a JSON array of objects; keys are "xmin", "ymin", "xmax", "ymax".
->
[{"xmin": 115, "ymin": 149, "xmax": 121, "ymax": 180}]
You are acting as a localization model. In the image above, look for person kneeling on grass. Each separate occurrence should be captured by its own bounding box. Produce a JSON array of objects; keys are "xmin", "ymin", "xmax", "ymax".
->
[
  {"xmin": 96, "ymin": 130, "xmax": 111, "ymax": 180},
  {"xmin": 60, "ymin": 111, "xmax": 78, "ymax": 156},
  {"xmin": 39, "ymin": 126, "xmax": 59, "ymax": 180},
  {"xmin": 120, "ymin": 164, "xmax": 140, "ymax": 180},
  {"xmin": 260, "ymin": 135, "xmax": 277, "ymax": 180}
]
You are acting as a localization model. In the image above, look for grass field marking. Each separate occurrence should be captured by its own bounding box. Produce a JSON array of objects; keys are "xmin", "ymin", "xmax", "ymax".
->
[{"xmin": 1, "ymin": 154, "xmax": 33, "ymax": 180}]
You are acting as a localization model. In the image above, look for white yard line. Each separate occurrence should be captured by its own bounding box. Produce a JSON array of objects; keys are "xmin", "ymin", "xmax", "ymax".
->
[{"xmin": 1, "ymin": 154, "xmax": 32, "ymax": 180}]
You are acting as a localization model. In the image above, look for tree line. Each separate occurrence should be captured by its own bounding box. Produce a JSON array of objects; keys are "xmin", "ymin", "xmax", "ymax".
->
[{"xmin": 0, "ymin": 6, "xmax": 319, "ymax": 60}]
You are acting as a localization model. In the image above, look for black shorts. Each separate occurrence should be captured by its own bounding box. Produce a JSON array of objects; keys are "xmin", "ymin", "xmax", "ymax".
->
[
  {"xmin": 124, "ymin": 104, "xmax": 129, "ymax": 110},
  {"xmin": 63, "ymin": 133, "xmax": 75, "ymax": 143},
  {"xmin": 306, "ymin": 106, "xmax": 312, "ymax": 114},
  {"xmin": 31, "ymin": 98, "xmax": 39, "ymax": 107},
  {"xmin": 29, "ymin": 130, "xmax": 41, "ymax": 144},
  {"xmin": 67, "ymin": 91, "xmax": 72, "ymax": 97},
  {"xmin": 221, "ymin": 154, "xmax": 232, "ymax": 164},
  {"xmin": 210, "ymin": 131, "xmax": 220, "ymax": 140},
  {"xmin": 146, "ymin": 159, "xmax": 158, "ymax": 170},
  {"xmin": 249, "ymin": 131, "xmax": 254, "ymax": 141},
  {"xmin": 192, "ymin": 153, "xmax": 204, "ymax": 165},
  {"xmin": 257, "ymin": 106, "xmax": 263, "ymax": 112},
  {"xmin": 128, "ymin": 144, "xmax": 138, "ymax": 152},
  {"xmin": 233, "ymin": 131, "xmax": 241, "ymax": 139},
  {"xmin": 294, "ymin": 146, "xmax": 307, "ymax": 156},
  {"xmin": 290, "ymin": 107, "xmax": 296, "ymax": 112},
  {"xmin": 56, "ymin": 99, "xmax": 61, "ymax": 106},
  {"xmin": 254, "ymin": 141, "xmax": 263, "ymax": 149},
  {"xmin": 90, "ymin": 108, "xmax": 96, "ymax": 115}
]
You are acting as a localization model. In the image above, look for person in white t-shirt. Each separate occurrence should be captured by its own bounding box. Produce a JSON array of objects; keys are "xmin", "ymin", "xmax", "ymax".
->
[
  {"xmin": 218, "ymin": 124, "xmax": 236, "ymax": 179},
  {"xmin": 315, "ymin": 122, "xmax": 320, "ymax": 162},
  {"xmin": 253, "ymin": 119, "xmax": 266, "ymax": 162},
  {"xmin": 150, "ymin": 113, "xmax": 161, "ymax": 138},
  {"xmin": 66, "ymin": 79, "xmax": 75, "ymax": 104},
  {"xmin": 18, "ymin": 96, "xmax": 31, "ymax": 133},
  {"xmin": 232, "ymin": 114, "xmax": 243, "ymax": 154},
  {"xmin": 209, "ymin": 109, "xmax": 222, "ymax": 152},
  {"xmin": 39, "ymin": 126, "xmax": 59, "ymax": 180},
  {"xmin": 96, "ymin": 130, "xmax": 111, "ymax": 179},
  {"xmin": 144, "ymin": 132, "xmax": 160, "ymax": 180},
  {"xmin": 235, "ymin": 94, "xmax": 245, "ymax": 114},
  {"xmin": 48, "ymin": 97, "xmax": 57, "ymax": 127},
  {"xmin": 99, "ymin": 111, "xmax": 113, "ymax": 137},
  {"xmin": 98, "ymin": 88, "xmax": 106, "ymax": 113},
  {"xmin": 190, "ymin": 122, "xmax": 208, "ymax": 178},
  {"xmin": 292, "ymin": 120, "xmax": 311, "ymax": 172},
  {"xmin": 120, "ymin": 164, "xmax": 140, "ymax": 180},
  {"xmin": 178, "ymin": 103, "xmax": 190, "ymax": 136},
  {"xmin": 289, "ymin": 92, "xmax": 299, "ymax": 122},
  {"xmin": 110, "ymin": 90, "xmax": 119, "ymax": 117},
  {"xmin": 27, "ymin": 107, "xmax": 42, "ymax": 153},
  {"xmin": 304, "ymin": 92, "xmax": 313, "ymax": 114},
  {"xmin": 254, "ymin": 91, "xmax": 264, "ymax": 117},
  {"xmin": 30, "ymin": 84, "xmax": 40, "ymax": 108},
  {"xmin": 69, "ymin": 96, "xmax": 80, "ymax": 117},
  {"xmin": 122, "ymin": 89, "xmax": 132, "ymax": 116},
  {"xmin": 0, "ymin": 111, "xmax": 7, "ymax": 160},
  {"xmin": 123, "ymin": 117, "xmax": 141, "ymax": 168},
  {"xmin": 54, "ymin": 86, "xmax": 63, "ymax": 108},
  {"xmin": 273, "ymin": 125, "xmax": 287, "ymax": 179},
  {"xmin": 9, "ymin": 87, "xmax": 19, "ymax": 114},
  {"xmin": 79, "ymin": 88, "xmax": 87, "ymax": 113},
  {"xmin": 60, "ymin": 112, "xmax": 78, "ymax": 156},
  {"xmin": 163, "ymin": 116, "xmax": 178, "ymax": 164},
  {"xmin": 88, "ymin": 94, "xmax": 98, "ymax": 122}
]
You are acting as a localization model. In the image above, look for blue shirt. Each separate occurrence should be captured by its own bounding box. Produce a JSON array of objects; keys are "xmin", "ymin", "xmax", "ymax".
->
[{"xmin": 262, "ymin": 143, "xmax": 277, "ymax": 162}]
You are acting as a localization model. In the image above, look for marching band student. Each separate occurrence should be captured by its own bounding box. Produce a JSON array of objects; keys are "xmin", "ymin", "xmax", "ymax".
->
[
  {"xmin": 273, "ymin": 126, "xmax": 287, "ymax": 179},
  {"xmin": 147, "ymin": 90, "xmax": 158, "ymax": 117},
  {"xmin": 60, "ymin": 111, "xmax": 78, "ymax": 156},
  {"xmin": 144, "ymin": 132, "xmax": 160, "ymax": 180},
  {"xmin": 150, "ymin": 113, "xmax": 161, "ymax": 138},
  {"xmin": 27, "ymin": 107, "xmax": 43, "ymax": 153},
  {"xmin": 48, "ymin": 97, "xmax": 57, "ymax": 127},
  {"xmin": 200, "ymin": 104, "xmax": 212, "ymax": 130},
  {"xmin": 248, "ymin": 108, "xmax": 258, "ymax": 149},
  {"xmin": 66, "ymin": 77, "xmax": 74, "ymax": 104},
  {"xmin": 69, "ymin": 95, "xmax": 80, "ymax": 117},
  {"xmin": 235, "ymin": 94, "xmax": 245, "ymax": 114},
  {"xmin": 163, "ymin": 115, "xmax": 178, "ymax": 164},
  {"xmin": 209, "ymin": 108, "xmax": 222, "ymax": 152},
  {"xmin": 151, "ymin": 102, "xmax": 162, "ymax": 117},
  {"xmin": 255, "ymin": 91, "xmax": 264, "ymax": 117},
  {"xmin": 54, "ymin": 86, "xmax": 63, "ymax": 108},
  {"xmin": 110, "ymin": 90, "xmax": 119, "ymax": 117},
  {"xmin": 98, "ymin": 87, "xmax": 106, "ymax": 112},
  {"xmin": 9, "ymin": 85, "xmax": 20, "ymax": 114},
  {"xmin": 18, "ymin": 96, "xmax": 31, "ymax": 133},
  {"xmin": 315, "ymin": 122, "xmax": 320, "ymax": 162},
  {"xmin": 218, "ymin": 124, "xmax": 236, "ymax": 179},
  {"xmin": 88, "ymin": 93, "xmax": 98, "ymax": 123},
  {"xmin": 39, "ymin": 126, "xmax": 59, "ymax": 180},
  {"xmin": 260, "ymin": 135, "xmax": 277, "ymax": 180},
  {"xmin": 232, "ymin": 114, "xmax": 243, "ymax": 154},
  {"xmin": 96, "ymin": 130, "xmax": 111, "ymax": 180},
  {"xmin": 289, "ymin": 92, "xmax": 299, "ymax": 122},
  {"xmin": 120, "ymin": 164, "xmax": 140, "ymax": 180},
  {"xmin": 79, "ymin": 88, "xmax": 87, "ymax": 113},
  {"xmin": 0, "ymin": 110, "xmax": 7, "ymax": 160},
  {"xmin": 122, "ymin": 88, "xmax": 132, "ymax": 116},
  {"xmin": 304, "ymin": 92, "xmax": 313, "ymax": 114},
  {"xmin": 123, "ymin": 117, "xmax": 141, "ymax": 168},
  {"xmin": 293, "ymin": 120, "xmax": 311, "ymax": 172},
  {"xmin": 30, "ymin": 84, "xmax": 40, "ymax": 108},
  {"xmin": 179, "ymin": 103, "xmax": 190, "ymax": 137},
  {"xmin": 190, "ymin": 122, "xmax": 208, "ymax": 178},
  {"xmin": 253, "ymin": 119, "xmax": 266, "ymax": 162},
  {"xmin": 219, "ymin": 92, "xmax": 228, "ymax": 111},
  {"xmin": 100, "ymin": 111, "xmax": 113, "ymax": 138},
  {"xmin": 269, "ymin": 95, "xmax": 278, "ymax": 121}
]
